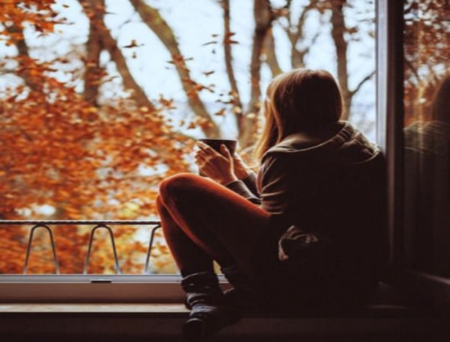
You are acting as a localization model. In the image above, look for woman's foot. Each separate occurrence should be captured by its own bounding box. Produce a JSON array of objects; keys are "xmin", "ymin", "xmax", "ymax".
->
[
  {"xmin": 182, "ymin": 304, "xmax": 240, "ymax": 341},
  {"xmin": 181, "ymin": 272, "xmax": 241, "ymax": 341}
]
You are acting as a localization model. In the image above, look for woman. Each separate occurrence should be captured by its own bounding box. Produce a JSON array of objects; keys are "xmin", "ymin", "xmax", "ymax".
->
[{"xmin": 156, "ymin": 69, "xmax": 387, "ymax": 341}]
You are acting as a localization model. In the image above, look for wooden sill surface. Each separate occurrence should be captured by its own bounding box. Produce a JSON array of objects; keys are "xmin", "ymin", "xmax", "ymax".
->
[{"xmin": 0, "ymin": 303, "xmax": 447, "ymax": 338}]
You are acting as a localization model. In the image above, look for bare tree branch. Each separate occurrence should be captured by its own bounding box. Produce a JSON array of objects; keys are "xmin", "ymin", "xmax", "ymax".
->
[
  {"xmin": 263, "ymin": 28, "xmax": 283, "ymax": 77},
  {"xmin": 405, "ymin": 57, "xmax": 421, "ymax": 83},
  {"xmin": 129, "ymin": 0, "xmax": 219, "ymax": 138},
  {"xmin": 331, "ymin": 0, "xmax": 351, "ymax": 119},
  {"xmin": 4, "ymin": 23, "xmax": 42, "ymax": 92},
  {"xmin": 285, "ymin": 0, "xmax": 293, "ymax": 9},
  {"xmin": 285, "ymin": 0, "xmax": 319, "ymax": 68},
  {"xmin": 80, "ymin": 0, "xmax": 155, "ymax": 110},
  {"xmin": 221, "ymin": 0, "xmax": 243, "ymax": 123},
  {"xmin": 100, "ymin": 29, "xmax": 156, "ymax": 110},
  {"xmin": 0, "ymin": 69, "xmax": 17, "ymax": 76},
  {"xmin": 80, "ymin": 0, "xmax": 103, "ymax": 105},
  {"xmin": 240, "ymin": 0, "xmax": 274, "ymax": 148},
  {"xmin": 350, "ymin": 70, "xmax": 375, "ymax": 97},
  {"xmin": 330, "ymin": 0, "xmax": 375, "ymax": 120}
]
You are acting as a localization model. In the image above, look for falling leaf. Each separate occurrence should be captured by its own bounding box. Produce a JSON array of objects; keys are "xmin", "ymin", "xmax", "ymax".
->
[
  {"xmin": 232, "ymin": 106, "xmax": 242, "ymax": 114},
  {"xmin": 215, "ymin": 108, "xmax": 226, "ymax": 116},
  {"xmin": 202, "ymin": 41, "xmax": 218, "ymax": 46},
  {"xmin": 123, "ymin": 39, "xmax": 143, "ymax": 48},
  {"xmin": 224, "ymin": 39, "xmax": 239, "ymax": 45}
]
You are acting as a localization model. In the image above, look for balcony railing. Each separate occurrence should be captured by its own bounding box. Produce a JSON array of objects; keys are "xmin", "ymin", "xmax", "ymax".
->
[{"xmin": 0, "ymin": 220, "xmax": 162, "ymax": 275}]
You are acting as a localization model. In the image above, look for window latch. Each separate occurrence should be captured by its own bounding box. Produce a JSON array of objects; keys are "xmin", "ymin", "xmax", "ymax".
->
[{"xmin": 90, "ymin": 278, "xmax": 113, "ymax": 284}]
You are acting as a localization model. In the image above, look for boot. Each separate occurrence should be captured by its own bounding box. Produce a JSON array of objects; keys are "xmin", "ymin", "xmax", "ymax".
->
[{"xmin": 181, "ymin": 272, "xmax": 241, "ymax": 341}]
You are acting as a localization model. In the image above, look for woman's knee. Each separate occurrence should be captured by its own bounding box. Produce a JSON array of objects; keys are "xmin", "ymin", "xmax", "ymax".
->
[
  {"xmin": 158, "ymin": 173, "xmax": 202, "ymax": 200},
  {"xmin": 155, "ymin": 195, "xmax": 164, "ymax": 214}
]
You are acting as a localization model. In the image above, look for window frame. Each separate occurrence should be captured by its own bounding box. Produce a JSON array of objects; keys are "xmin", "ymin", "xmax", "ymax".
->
[
  {"xmin": 385, "ymin": 0, "xmax": 450, "ymax": 309},
  {"xmin": 376, "ymin": 0, "xmax": 450, "ymax": 310},
  {"xmin": 0, "ymin": 274, "xmax": 184, "ymax": 303},
  {"xmin": 376, "ymin": 0, "xmax": 405, "ymax": 280},
  {"xmin": 1, "ymin": 1, "xmax": 398, "ymax": 304}
]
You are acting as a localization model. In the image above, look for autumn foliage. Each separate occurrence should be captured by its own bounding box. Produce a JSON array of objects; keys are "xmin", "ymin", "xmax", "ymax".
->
[
  {"xmin": 1, "ymin": 1, "xmax": 192, "ymax": 274},
  {"xmin": 404, "ymin": 0, "xmax": 450, "ymax": 124}
]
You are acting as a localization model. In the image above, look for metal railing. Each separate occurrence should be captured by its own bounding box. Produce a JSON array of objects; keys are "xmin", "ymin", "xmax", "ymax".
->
[{"xmin": 0, "ymin": 220, "xmax": 162, "ymax": 275}]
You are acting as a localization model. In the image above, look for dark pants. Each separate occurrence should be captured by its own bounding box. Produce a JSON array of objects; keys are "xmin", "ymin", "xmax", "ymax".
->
[
  {"xmin": 156, "ymin": 173, "xmax": 288, "ymax": 295},
  {"xmin": 156, "ymin": 174, "xmax": 379, "ymax": 310}
]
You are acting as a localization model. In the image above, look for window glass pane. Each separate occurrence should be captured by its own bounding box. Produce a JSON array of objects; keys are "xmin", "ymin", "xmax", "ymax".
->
[
  {"xmin": 403, "ymin": 0, "xmax": 450, "ymax": 276},
  {"xmin": 1, "ymin": 0, "xmax": 375, "ymax": 274}
]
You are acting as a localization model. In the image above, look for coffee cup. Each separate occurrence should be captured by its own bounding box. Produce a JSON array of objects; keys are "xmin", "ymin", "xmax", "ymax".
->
[
  {"xmin": 197, "ymin": 139, "xmax": 237, "ymax": 176},
  {"xmin": 198, "ymin": 138, "xmax": 237, "ymax": 156}
]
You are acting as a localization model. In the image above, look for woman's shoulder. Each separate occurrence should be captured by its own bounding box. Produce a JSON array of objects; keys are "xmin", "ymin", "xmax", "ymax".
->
[
  {"xmin": 262, "ymin": 121, "xmax": 382, "ymax": 167},
  {"xmin": 268, "ymin": 122, "xmax": 347, "ymax": 154}
]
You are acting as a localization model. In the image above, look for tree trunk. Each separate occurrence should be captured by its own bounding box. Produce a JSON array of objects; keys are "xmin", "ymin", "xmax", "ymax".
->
[
  {"xmin": 100, "ymin": 28, "xmax": 156, "ymax": 110},
  {"xmin": 287, "ymin": 0, "xmax": 319, "ymax": 69},
  {"xmin": 130, "ymin": 0, "xmax": 219, "ymax": 138},
  {"xmin": 330, "ymin": 0, "xmax": 351, "ymax": 119},
  {"xmin": 264, "ymin": 29, "xmax": 283, "ymax": 77},
  {"xmin": 240, "ymin": 0, "xmax": 274, "ymax": 148},
  {"xmin": 222, "ymin": 0, "xmax": 243, "ymax": 128},
  {"xmin": 80, "ymin": 0, "xmax": 103, "ymax": 105},
  {"xmin": 5, "ymin": 23, "xmax": 41, "ymax": 92},
  {"xmin": 330, "ymin": 0, "xmax": 376, "ymax": 120},
  {"xmin": 81, "ymin": 0, "xmax": 155, "ymax": 110}
]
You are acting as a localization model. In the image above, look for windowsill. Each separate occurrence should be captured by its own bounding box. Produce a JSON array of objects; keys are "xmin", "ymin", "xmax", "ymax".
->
[
  {"xmin": 0, "ymin": 275, "xmax": 229, "ymax": 303},
  {"xmin": 0, "ymin": 283, "xmax": 448, "ymax": 338},
  {"xmin": 0, "ymin": 303, "xmax": 447, "ymax": 339}
]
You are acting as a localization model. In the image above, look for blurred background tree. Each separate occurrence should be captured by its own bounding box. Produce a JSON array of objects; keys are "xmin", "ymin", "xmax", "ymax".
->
[
  {"xmin": 0, "ymin": 0, "xmax": 375, "ymax": 274},
  {"xmin": 403, "ymin": 0, "xmax": 450, "ymax": 124}
]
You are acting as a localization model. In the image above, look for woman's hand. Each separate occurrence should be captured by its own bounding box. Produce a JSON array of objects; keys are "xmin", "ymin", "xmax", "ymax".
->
[
  {"xmin": 194, "ymin": 141, "xmax": 238, "ymax": 185},
  {"xmin": 232, "ymin": 153, "xmax": 253, "ymax": 180}
]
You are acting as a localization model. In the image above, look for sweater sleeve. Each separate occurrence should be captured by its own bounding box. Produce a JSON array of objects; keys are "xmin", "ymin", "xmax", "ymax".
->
[
  {"xmin": 259, "ymin": 154, "xmax": 290, "ymax": 215},
  {"xmin": 225, "ymin": 172, "xmax": 261, "ymax": 205},
  {"xmin": 242, "ymin": 172, "xmax": 259, "ymax": 195}
]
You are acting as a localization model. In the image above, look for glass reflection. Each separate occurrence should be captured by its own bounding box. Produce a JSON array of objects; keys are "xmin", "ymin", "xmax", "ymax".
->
[
  {"xmin": 405, "ymin": 76, "xmax": 450, "ymax": 276},
  {"xmin": 403, "ymin": 0, "xmax": 450, "ymax": 277}
]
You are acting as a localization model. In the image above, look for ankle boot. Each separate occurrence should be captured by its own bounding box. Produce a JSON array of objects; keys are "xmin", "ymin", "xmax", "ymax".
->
[{"xmin": 181, "ymin": 272, "xmax": 241, "ymax": 341}]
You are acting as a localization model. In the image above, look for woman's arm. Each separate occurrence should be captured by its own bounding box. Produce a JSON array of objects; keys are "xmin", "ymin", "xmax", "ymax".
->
[
  {"xmin": 225, "ymin": 177, "xmax": 261, "ymax": 205},
  {"xmin": 241, "ymin": 172, "xmax": 259, "ymax": 196},
  {"xmin": 259, "ymin": 154, "xmax": 291, "ymax": 215}
]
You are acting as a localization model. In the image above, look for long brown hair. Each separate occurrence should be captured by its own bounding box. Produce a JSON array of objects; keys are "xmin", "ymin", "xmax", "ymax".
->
[{"xmin": 254, "ymin": 69, "xmax": 344, "ymax": 161}]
